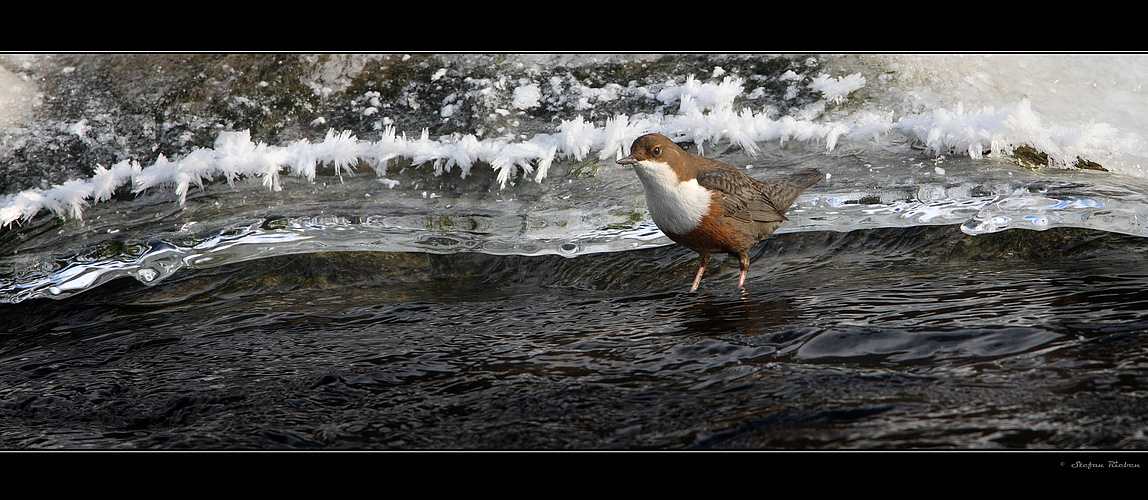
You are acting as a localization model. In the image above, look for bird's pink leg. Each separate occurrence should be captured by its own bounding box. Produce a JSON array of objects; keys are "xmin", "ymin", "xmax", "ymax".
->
[
  {"xmin": 691, "ymin": 251, "xmax": 709, "ymax": 292},
  {"xmin": 737, "ymin": 253, "xmax": 750, "ymax": 289}
]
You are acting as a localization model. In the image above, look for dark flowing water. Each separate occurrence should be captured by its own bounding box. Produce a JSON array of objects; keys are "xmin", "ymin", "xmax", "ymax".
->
[{"xmin": 3, "ymin": 225, "xmax": 1147, "ymax": 450}]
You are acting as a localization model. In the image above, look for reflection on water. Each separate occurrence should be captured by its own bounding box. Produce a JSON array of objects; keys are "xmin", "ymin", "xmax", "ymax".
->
[{"xmin": 2, "ymin": 226, "xmax": 1147, "ymax": 449}]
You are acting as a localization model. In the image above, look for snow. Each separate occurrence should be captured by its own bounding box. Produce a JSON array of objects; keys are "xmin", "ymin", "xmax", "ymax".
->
[
  {"xmin": 68, "ymin": 119, "xmax": 89, "ymax": 138},
  {"xmin": 657, "ymin": 75, "xmax": 743, "ymax": 113},
  {"xmin": 511, "ymin": 84, "xmax": 542, "ymax": 110},
  {"xmin": 0, "ymin": 65, "xmax": 36, "ymax": 129},
  {"xmin": 808, "ymin": 73, "xmax": 866, "ymax": 104}
]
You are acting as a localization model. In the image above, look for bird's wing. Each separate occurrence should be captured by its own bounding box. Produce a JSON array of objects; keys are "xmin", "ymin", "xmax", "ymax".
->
[{"xmin": 696, "ymin": 166, "xmax": 788, "ymax": 223}]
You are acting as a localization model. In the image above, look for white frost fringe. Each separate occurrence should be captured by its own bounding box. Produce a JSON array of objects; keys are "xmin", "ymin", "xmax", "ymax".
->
[{"xmin": 0, "ymin": 71, "xmax": 1109, "ymax": 228}]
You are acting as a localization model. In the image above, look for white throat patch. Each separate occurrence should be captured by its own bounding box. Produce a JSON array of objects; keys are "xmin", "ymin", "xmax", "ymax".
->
[{"xmin": 631, "ymin": 159, "xmax": 712, "ymax": 235}]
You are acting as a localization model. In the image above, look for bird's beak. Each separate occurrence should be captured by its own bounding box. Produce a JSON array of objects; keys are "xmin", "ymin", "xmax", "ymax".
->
[{"xmin": 617, "ymin": 155, "xmax": 636, "ymax": 166}]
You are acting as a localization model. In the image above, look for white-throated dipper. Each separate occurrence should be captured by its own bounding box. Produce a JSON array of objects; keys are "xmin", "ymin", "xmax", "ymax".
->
[{"xmin": 617, "ymin": 133, "xmax": 823, "ymax": 292}]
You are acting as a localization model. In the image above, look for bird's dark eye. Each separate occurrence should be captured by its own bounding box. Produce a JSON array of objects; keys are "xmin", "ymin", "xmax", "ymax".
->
[{"xmin": 652, "ymin": 147, "xmax": 661, "ymax": 155}]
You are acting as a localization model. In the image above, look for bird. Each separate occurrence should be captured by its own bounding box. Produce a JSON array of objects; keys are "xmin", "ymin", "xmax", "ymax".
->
[{"xmin": 617, "ymin": 133, "xmax": 823, "ymax": 293}]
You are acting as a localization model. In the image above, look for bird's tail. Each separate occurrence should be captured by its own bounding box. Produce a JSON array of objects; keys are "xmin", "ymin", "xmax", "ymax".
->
[
  {"xmin": 786, "ymin": 168, "xmax": 824, "ymax": 190},
  {"xmin": 764, "ymin": 168, "xmax": 823, "ymax": 215}
]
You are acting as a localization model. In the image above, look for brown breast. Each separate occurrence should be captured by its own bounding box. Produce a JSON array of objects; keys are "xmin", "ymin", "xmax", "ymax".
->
[{"xmin": 663, "ymin": 194, "xmax": 779, "ymax": 255}]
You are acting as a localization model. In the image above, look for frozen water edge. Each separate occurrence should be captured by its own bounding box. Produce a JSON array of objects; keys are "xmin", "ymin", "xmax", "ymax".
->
[{"xmin": 4, "ymin": 173, "xmax": 1144, "ymax": 303}]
